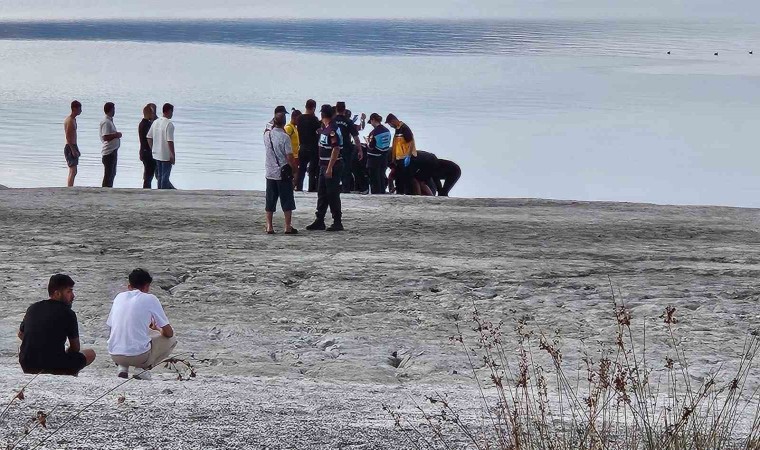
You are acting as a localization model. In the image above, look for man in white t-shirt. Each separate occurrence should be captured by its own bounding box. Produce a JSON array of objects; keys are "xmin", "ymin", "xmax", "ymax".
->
[
  {"xmin": 100, "ymin": 102, "xmax": 122, "ymax": 188},
  {"xmin": 146, "ymin": 103, "xmax": 176, "ymax": 189},
  {"xmin": 106, "ymin": 268, "xmax": 177, "ymax": 380}
]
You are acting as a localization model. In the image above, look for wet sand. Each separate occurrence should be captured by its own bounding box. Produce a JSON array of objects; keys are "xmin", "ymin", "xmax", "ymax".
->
[{"xmin": 1, "ymin": 188, "xmax": 759, "ymax": 448}]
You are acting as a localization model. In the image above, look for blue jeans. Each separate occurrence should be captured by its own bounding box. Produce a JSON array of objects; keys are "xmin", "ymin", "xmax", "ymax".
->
[{"xmin": 156, "ymin": 160, "xmax": 175, "ymax": 190}]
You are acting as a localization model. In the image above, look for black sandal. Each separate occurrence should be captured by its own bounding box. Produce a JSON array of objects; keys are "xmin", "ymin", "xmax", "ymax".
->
[{"xmin": 284, "ymin": 228, "xmax": 299, "ymax": 235}]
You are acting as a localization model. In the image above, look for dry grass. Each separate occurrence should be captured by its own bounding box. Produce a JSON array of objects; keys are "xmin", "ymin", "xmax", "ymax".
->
[
  {"xmin": 0, "ymin": 353, "xmax": 205, "ymax": 450},
  {"xmin": 385, "ymin": 282, "xmax": 760, "ymax": 450}
]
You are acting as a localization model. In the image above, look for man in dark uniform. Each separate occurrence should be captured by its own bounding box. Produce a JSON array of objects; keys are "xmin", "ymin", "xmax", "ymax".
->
[
  {"xmin": 333, "ymin": 102, "xmax": 363, "ymax": 193},
  {"xmin": 296, "ymin": 99, "xmax": 321, "ymax": 192},
  {"xmin": 306, "ymin": 105, "xmax": 345, "ymax": 232},
  {"xmin": 18, "ymin": 274, "xmax": 97, "ymax": 375},
  {"xmin": 412, "ymin": 150, "xmax": 439, "ymax": 195},
  {"xmin": 365, "ymin": 113, "xmax": 392, "ymax": 194},
  {"xmin": 434, "ymin": 158, "xmax": 461, "ymax": 196}
]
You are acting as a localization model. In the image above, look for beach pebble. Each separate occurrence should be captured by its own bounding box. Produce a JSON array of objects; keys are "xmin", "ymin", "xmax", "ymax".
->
[
  {"xmin": 317, "ymin": 337, "xmax": 337, "ymax": 350},
  {"xmin": 161, "ymin": 389, "xmax": 173, "ymax": 395}
]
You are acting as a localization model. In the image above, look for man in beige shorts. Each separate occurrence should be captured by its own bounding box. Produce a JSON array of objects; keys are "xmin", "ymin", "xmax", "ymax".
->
[{"xmin": 106, "ymin": 268, "xmax": 177, "ymax": 380}]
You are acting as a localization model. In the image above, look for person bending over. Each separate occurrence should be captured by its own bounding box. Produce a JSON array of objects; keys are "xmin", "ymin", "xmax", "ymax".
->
[
  {"xmin": 434, "ymin": 159, "xmax": 461, "ymax": 197},
  {"xmin": 18, "ymin": 274, "xmax": 96, "ymax": 376},
  {"xmin": 107, "ymin": 269, "xmax": 177, "ymax": 380}
]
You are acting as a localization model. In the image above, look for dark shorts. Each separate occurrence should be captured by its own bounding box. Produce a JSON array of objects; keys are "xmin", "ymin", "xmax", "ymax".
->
[
  {"xmin": 265, "ymin": 178, "xmax": 296, "ymax": 213},
  {"xmin": 21, "ymin": 351, "xmax": 87, "ymax": 376},
  {"xmin": 64, "ymin": 144, "xmax": 79, "ymax": 167}
]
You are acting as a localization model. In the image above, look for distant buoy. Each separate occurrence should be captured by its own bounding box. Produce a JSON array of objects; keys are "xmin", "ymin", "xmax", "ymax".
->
[
  {"xmin": 714, "ymin": 52, "xmax": 719, "ymax": 56},
  {"xmin": 667, "ymin": 51, "xmax": 671, "ymax": 55}
]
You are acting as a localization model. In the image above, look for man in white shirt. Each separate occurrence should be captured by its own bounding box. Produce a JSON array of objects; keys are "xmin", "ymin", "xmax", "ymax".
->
[
  {"xmin": 146, "ymin": 103, "xmax": 176, "ymax": 190},
  {"xmin": 106, "ymin": 268, "xmax": 177, "ymax": 380},
  {"xmin": 100, "ymin": 102, "xmax": 122, "ymax": 188}
]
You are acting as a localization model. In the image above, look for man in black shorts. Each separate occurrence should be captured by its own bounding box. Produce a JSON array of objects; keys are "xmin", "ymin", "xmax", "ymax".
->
[
  {"xmin": 18, "ymin": 274, "xmax": 96, "ymax": 376},
  {"xmin": 63, "ymin": 100, "xmax": 82, "ymax": 187}
]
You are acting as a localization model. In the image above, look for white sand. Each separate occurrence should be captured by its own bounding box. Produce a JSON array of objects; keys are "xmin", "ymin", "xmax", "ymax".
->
[{"xmin": 1, "ymin": 188, "xmax": 759, "ymax": 448}]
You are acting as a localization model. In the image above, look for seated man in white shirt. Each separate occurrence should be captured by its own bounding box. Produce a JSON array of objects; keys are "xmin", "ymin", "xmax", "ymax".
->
[{"xmin": 107, "ymin": 268, "xmax": 177, "ymax": 380}]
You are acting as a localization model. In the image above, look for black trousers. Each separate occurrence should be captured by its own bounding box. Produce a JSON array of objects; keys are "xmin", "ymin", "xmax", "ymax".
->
[
  {"xmin": 352, "ymin": 155, "xmax": 369, "ymax": 193},
  {"xmin": 141, "ymin": 150, "xmax": 156, "ymax": 189},
  {"xmin": 436, "ymin": 161, "xmax": 461, "ymax": 197},
  {"xmin": 316, "ymin": 162, "xmax": 343, "ymax": 223},
  {"xmin": 102, "ymin": 150, "xmax": 118, "ymax": 188},
  {"xmin": 341, "ymin": 146, "xmax": 356, "ymax": 193},
  {"xmin": 298, "ymin": 149, "xmax": 319, "ymax": 192},
  {"xmin": 367, "ymin": 158, "xmax": 387, "ymax": 194},
  {"xmin": 394, "ymin": 159, "xmax": 414, "ymax": 195}
]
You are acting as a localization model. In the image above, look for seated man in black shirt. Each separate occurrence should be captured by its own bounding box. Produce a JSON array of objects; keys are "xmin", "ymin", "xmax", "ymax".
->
[{"xmin": 18, "ymin": 274, "xmax": 96, "ymax": 375}]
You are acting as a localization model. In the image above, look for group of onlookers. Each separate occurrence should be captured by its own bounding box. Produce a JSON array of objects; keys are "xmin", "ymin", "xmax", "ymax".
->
[
  {"xmin": 18, "ymin": 270, "xmax": 176, "ymax": 380},
  {"xmin": 62, "ymin": 99, "xmax": 460, "ymax": 200},
  {"xmin": 63, "ymin": 101, "xmax": 177, "ymax": 189},
  {"xmin": 263, "ymin": 99, "xmax": 462, "ymax": 233}
]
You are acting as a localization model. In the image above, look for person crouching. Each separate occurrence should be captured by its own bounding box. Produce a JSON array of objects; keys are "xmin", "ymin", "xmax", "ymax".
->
[{"xmin": 107, "ymin": 269, "xmax": 177, "ymax": 380}]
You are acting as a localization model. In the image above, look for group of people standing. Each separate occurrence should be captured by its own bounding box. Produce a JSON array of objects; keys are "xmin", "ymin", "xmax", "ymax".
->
[
  {"xmin": 262, "ymin": 100, "xmax": 462, "ymax": 233},
  {"xmin": 63, "ymin": 101, "xmax": 177, "ymax": 189}
]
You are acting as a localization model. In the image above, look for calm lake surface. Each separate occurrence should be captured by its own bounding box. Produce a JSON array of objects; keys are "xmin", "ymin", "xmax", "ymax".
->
[{"xmin": 1, "ymin": 19, "xmax": 760, "ymax": 205}]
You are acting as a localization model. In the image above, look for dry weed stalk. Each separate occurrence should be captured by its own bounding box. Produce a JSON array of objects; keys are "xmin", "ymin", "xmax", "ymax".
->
[{"xmin": 387, "ymin": 286, "xmax": 760, "ymax": 450}]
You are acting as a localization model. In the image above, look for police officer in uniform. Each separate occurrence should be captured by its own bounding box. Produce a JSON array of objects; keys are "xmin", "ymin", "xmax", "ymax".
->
[
  {"xmin": 333, "ymin": 102, "xmax": 363, "ymax": 193},
  {"xmin": 306, "ymin": 105, "xmax": 345, "ymax": 232},
  {"xmin": 365, "ymin": 113, "xmax": 392, "ymax": 194}
]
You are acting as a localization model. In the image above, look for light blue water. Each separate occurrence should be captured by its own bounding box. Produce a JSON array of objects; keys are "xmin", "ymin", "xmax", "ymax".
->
[{"xmin": 0, "ymin": 19, "xmax": 760, "ymax": 206}]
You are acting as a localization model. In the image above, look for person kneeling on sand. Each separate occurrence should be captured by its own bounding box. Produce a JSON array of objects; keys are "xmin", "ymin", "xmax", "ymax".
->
[
  {"xmin": 107, "ymin": 269, "xmax": 177, "ymax": 380},
  {"xmin": 18, "ymin": 274, "xmax": 97, "ymax": 376}
]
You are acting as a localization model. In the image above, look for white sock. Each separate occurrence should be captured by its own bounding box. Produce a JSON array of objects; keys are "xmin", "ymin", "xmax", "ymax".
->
[{"xmin": 118, "ymin": 365, "xmax": 129, "ymax": 374}]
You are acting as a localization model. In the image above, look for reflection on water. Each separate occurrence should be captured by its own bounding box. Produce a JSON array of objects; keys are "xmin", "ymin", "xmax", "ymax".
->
[
  {"xmin": 0, "ymin": 19, "xmax": 760, "ymax": 205},
  {"xmin": 0, "ymin": 19, "xmax": 758, "ymax": 57}
]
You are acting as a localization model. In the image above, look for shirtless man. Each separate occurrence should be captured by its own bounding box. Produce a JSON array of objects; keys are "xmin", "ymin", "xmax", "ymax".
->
[{"xmin": 64, "ymin": 101, "xmax": 82, "ymax": 187}]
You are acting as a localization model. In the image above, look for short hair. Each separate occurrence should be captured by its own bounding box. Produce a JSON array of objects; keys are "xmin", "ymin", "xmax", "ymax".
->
[
  {"xmin": 385, "ymin": 113, "xmax": 398, "ymax": 124},
  {"xmin": 71, "ymin": 100, "xmax": 81, "ymax": 110},
  {"xmin": 273, "ymin": 112, "xmax": 287, "ymax": 128},
  {"xmin": 305, "ymin": 99, "xmax": 317, "ymax": 110},
  {"xmin": 291, "ymin": 109, "xmax": 302, "ymax": 119},
  {"xmin": 128, "ymin": 268, "xmax": 153, "ymax": 289},
  {"xmin": 142, "ymin": 104, "xmax": 154, "ymax": 119},
  {"xmin": 48, "ymin": 274, "xmax": 75, "ymax": 296},
  {"xmin": 104, "ymin": 102, "xmax": 115, "ymax": 115},
  {"xmin": 335, "ymin": 102, "xmax": 346, "ymax": 113},
  {"xmin": 320, "ymin": 104, "xmax": 335, "ymax": 119},
  {"xmin": 163, "ymin": 103, "xmax": 174, "ymax": 114}
]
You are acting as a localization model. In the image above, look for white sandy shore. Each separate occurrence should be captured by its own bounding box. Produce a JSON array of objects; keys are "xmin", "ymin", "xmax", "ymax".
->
[{"xmin": 1, "ymin": 188, "xmax": 760, "ymax": 448}]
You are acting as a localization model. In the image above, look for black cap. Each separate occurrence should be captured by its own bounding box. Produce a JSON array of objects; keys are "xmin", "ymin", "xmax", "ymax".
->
[
  {"xmin": 274, "ymin": 105, "xmax": 289, "ymax": 115},
  {"xmin": 385, "ymin": 113, "xmax": 398, "ymax": 124},
  {"xmin": 369, "ymin": 113, "xmax": 382, "ymax": 123}
]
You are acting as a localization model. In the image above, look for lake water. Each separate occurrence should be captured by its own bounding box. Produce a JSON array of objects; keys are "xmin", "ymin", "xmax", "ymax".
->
[{"xmin": 1, "ymin": 19, "xmax": 760, "ymax": 206}]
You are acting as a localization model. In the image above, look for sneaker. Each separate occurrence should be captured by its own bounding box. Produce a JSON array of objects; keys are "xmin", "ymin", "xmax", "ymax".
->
[
  {"xmin": 326, "ymin": 222, "xmax": 344, "ymax": 232},
  {"xmin": 117, "ymin": 366, "xmax": 129, "ymax": 379},
  {"xmin": 133, "ymin": 370, "xmax": 152, "ymax": 381},
  {"xmin": 306, "ymin": 220, "xmax": 326, "ymax": 231}
]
